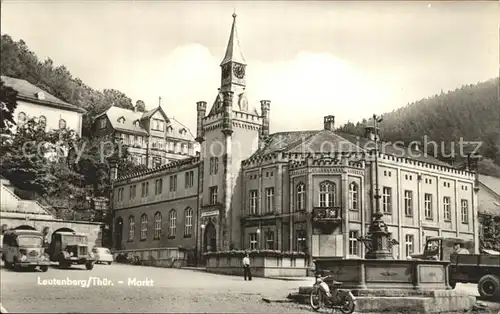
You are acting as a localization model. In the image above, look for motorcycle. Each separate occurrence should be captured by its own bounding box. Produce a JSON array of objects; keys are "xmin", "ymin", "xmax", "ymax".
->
[{"xmin": 309, "ymin": 270, "xmax": 356, "ymax": 314}]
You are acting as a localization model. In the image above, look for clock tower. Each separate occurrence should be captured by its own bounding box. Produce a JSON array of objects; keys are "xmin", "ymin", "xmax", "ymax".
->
[{"xmin": 220, "ymin": 13, "xmax": 248, "ymax": 111}]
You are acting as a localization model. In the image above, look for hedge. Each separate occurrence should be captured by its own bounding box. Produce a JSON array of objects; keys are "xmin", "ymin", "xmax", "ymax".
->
[{"xmin": 203, "ymin": 249, "xmax": 306, "ymax": 258}]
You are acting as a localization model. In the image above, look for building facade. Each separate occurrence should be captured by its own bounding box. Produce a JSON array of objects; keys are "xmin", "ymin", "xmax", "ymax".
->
[
  {"xmin": 92, "ymin": 102, "xmax": 198, "ymax": 168},
  {"xmin": 1, "ymin": 75, "xmax": 86, "ymax": 136},
  {"xmin": 111, "ymin": 14, "xmax": 479, "ymax": 262},
  {"xmin": 478, "ymin": 175, "xmax": 500, "ymax": 216}
]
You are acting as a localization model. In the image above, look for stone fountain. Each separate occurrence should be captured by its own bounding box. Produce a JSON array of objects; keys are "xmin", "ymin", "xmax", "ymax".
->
[{"xmin": 286, "ymin": 115, "xmax": 476, "ymax": 313}]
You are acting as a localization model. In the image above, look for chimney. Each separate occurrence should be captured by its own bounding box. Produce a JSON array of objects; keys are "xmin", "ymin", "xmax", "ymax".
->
[
  {"xmin": 259, "ymin": 100, "xmax": 271, "ymax": 149},
  {"xmin": 323, "ymin": 115, "xmax": 335, "ymax": 131},
  {"xmin": 196, "ymin": 101, "xmax": 207, "ymax": 143},
  {"xmin": 222, "ymin": 91, "xmax": 233, "ymax": 134},
  {"xmin": 260, "ymin": 100, "xmax": 271, "ymax": 137}
]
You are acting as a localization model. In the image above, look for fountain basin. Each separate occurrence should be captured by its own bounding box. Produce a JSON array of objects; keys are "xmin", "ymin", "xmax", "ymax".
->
[{"xmin": 313, "ymin": 257, "xmax": 452, "ymax": 290}]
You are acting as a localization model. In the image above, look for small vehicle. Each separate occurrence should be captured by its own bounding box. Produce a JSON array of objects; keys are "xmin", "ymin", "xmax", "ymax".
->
[
  {"xmin": 92, "ymin": 247, "xmax": 113, "ymax": 265},
  {"xmin": 1, "ymin": 229, "xmax": 50, "ymax": 272},
  {"xmin": 410, "ymin": 237, "xmax": 475, "ymax": 261},
  {"xmin": 309, "ymin": 270, "xmax": 356, "ymax": 314},
  {"xmin": 47, "ymin": 231, "xmax": 95, "ymax": 270}
]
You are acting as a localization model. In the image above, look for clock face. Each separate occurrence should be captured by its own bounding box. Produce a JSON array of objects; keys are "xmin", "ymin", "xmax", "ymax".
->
[{"xmin": 233, "ymin": 64, "xmax": 245, "ymax": 79}]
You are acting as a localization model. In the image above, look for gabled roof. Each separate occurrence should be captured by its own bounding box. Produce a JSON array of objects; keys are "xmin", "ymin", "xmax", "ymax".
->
[
  {"xmin": 95, "ymin": 105, "xmax": 195, "ymax": 141},
  {"xmin": 100, "ymin": 106, "xmax": 148, "ymax": 135},
  {"xmin": 1, "ymin": 75, "xmax": 85, "ymax": 113},
  {"xmin": 479, "ymin": 175, "xmax": 500, "ymax": 197}
]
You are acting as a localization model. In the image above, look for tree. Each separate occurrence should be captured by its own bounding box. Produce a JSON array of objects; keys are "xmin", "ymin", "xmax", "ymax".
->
[
  {"xmin": 135, "ymin": 100, "xmax": 146, "ymax": 112},
  {"xmin": 0, "ymin": 79, "xmax": 18, "ymax": 129},
  {"xmin": 103, "ymin": 89, "xmax": 134, "ymax": 110}
]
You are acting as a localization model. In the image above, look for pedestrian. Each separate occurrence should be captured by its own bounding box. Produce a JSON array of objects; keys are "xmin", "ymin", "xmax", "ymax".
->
[
  {"xmin": 453, "ymin": 243, "xmax": 470, "ymax": 254},
  {"xmin": 242, "ymin": 252, "xmax": 252, "ymax": 281}
]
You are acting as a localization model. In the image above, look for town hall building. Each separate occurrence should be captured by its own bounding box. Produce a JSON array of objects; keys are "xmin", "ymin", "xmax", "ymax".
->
[{"xmin": 110, "ymin": 14, "xmax": 479, "ymax": 264}]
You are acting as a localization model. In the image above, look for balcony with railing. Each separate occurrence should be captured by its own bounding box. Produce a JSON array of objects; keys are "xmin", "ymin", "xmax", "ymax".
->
[{"xmin": 312, "ymin": 207, "xmax": 342, "ymax": 224}]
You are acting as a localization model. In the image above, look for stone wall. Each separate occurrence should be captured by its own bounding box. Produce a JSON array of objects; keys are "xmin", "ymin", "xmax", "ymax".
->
[{"xmin": 0, "ymin": 217, "xmax": 103, "ymax": 247}]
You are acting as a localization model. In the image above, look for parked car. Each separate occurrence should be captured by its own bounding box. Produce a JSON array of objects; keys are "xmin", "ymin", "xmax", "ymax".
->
[{"xmin": 92, "ymin": 247, "xmax": 113, "ymax": 265}]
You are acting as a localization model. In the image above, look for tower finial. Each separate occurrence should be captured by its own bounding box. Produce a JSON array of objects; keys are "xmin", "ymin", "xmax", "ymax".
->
[{"xmin": 232, "ymin": 8, "xmax": 236, "ymax": 19}]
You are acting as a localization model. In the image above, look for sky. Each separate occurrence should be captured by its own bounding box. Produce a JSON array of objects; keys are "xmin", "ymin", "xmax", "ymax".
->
[{"xmin": 1, "ymin": 1, "xmax": 498, "ymax": 133}]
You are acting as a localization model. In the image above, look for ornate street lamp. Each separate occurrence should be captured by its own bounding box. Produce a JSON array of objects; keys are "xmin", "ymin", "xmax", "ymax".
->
[{"xmin": 358, "ymin": 114, "xmax": 398, "ymax": 260}]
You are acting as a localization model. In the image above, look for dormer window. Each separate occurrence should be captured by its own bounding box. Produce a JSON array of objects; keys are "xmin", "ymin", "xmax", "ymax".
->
[
  {"xmin": 166, "ymin": 126, "xmax": 173, "ymax": 133},
  {"xmin": 133, "ymin": 120, "xmax": 140, "ymax": 127},
  {"xmin": 36, "ymin": 91, "xmax": 45, "ymax": 100},
  {"xmin": 117, "ymin": 116, "xmax": 125, "ymax": 124},
  {"xmin": 179, "ymin": 128, "xmax": 187, "ymax": 135}
]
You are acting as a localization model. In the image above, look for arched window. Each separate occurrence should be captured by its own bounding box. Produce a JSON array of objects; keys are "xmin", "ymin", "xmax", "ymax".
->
[
  {"xmin": 153, "ymin": 212, "xmax": 162, "ymax": 240},
  {"xmin": 184, "ymin": 207, "xmax": 193, "ymax": 237},
  {"xmin": 168, "ymin": 209, "xmax": 176, "ymax": 238},
  {"xmin": 296, "ymin": 183, "xmax": 305, "ymax": 211},
  {"xmin": 349, "ymin": 182, "xmax": 359, "ymax": 210},
  {"xmin": 17, "ymin": 112, "xmax": 27, "ymax": 126},
  {"xmin": 140, "ymin": 214, "xmax": 148, "ymax": 240},
  {"xmin": 58, "ymin": 119, "xmax": 66, "ymax": 130},
  {"xmin": 39, "ymin": 115, "xmax": 46, "ymax": 130},
  {"xmin": 128, "ymin": 216, "xmax": 135, "ymax": 241},
  {"xmin": 319, "ymin": 181, "xmax": 336, "ymax": 207}
]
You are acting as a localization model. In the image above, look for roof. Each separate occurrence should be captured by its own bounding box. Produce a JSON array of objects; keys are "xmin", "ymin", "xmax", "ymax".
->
[
  {"xmin": 220, "ymin": 14, "xmax": 246, "ymax": 66},
  {"xmin": 248, "ymin": 129, "xmax": 453, "ymax": 167},
  {"xmin": 1, "ymin": 75, "xmax": 85, "ymax": 113},
  {"xmin": 96, "ymin": 105, "xmax": 195, "ymax": 141},
  {"xmin": 479, "ymin": 174, "xmax": 500, "ymax": 197}
]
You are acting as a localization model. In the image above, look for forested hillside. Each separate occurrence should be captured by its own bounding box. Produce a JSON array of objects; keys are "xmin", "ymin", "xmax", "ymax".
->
[
  {"xmin": 338, "ymin": 78, "xmax": 500, "ymax": 178},
  {"xmin": 0, "ymin": 35, "xmax": 147, "ymax": 223},
  {"xmin": 0, "ymin": 34, "xmax": 136, "ymax": 136}
]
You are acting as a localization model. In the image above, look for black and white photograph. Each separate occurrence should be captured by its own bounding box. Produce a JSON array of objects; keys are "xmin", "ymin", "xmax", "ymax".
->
[{"xmin": 0, "ymin": 1, "xmax": 499, "ymax": 313}]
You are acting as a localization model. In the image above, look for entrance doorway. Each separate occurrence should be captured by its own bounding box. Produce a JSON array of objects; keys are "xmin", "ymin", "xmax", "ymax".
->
[
  {"xmin": 115, "ymin": 217, "xmax": 123, "ymax": 251},
  {"xmin": 204, "ymin": 222, "xmax": 217, "ymax": 252}
]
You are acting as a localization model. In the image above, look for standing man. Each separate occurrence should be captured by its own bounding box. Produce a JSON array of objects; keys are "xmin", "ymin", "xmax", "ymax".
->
[{"xmin": 242, "ymin": 252, "xmax": 252, "ymax": 281}]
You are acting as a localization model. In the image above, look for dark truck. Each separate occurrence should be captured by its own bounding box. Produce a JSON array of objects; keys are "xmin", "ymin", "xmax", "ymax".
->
[
  {"xmin": 47, "ymin": 231, "xmax": 95, "ymax": 270},
  {"xmin": 411, "ymin": 236, "xmax": 500, "ymax": 300}
]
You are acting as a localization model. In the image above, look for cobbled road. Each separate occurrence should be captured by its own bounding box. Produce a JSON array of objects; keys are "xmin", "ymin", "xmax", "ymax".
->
[{"xmin": 0, "ymin": 262, "xmax": 316, "ymax": 313}]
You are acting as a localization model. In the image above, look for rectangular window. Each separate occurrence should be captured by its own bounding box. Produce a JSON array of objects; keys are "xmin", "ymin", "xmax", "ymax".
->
[
  {"xmin": 265, "ymin": 187, "xmax": 275, "ymax": 213},
  {"xmin": 249, "ymin": 190, "xmax": 258, "ymax": 215},
  {"xmin": 210, "ymin": 186, "xmax": 218, "ymax": 205},
  {"xmin": 184, "ymin": 209, "xmax": 193, "ymax": 237},
  {"xmin": 296, "ymin": 231, "xmax": 306, "ymax": 252},
  {"xmin": 405, "ymin": 234, "xmax": 414, "ymax": 258},
  {"xmin": 296, "ymin": 184, "xmax": 305, "ymax": 211},
  {"xmin": 152, "ymin": 119, "xmax": 164, "ymax": 131},
  {"xmin": 100, "ymin": 118, "xmax": 107, "ymax": 129},
  {"xmin": 349, "ymin": 183, "xmax": 359, "ymax": 210},
  {"xmin": 141, "ymin": 182, "xmax": 150, "ymax": 198},
  {"xmin": 169, "ymin": 175, "xmax": 177, "ymax": 192},
  {"xmin": 265, "ymin": 231, "xmax": 274, "ymax": 250},
  {"xmin": 249, "ymin": 233, "xmax": 257, "ymax": 250},
  {"xmin": 404, "ymin": 190, "xmax": 413, "ymax": 217},
  {"xmin": 382, "ymin": 187, "xmax": 392, "ymax": 214},
  {"xmin": 209, "ymin": 157, "xmax": 219, "ymax": 174},
  {"xmin": 155, "ymin": 179, "xmax": 163, "ymax": 195},
  {"xmin": 461, "ymin": 199, "xmax": 469, "ymax": 224},
  {"xmin": 424, "ymin": 193, "xmax": 433, "ymax": 219},
  {"xmin": 349, "ymin": 231, "xmax": 359, "ymax": 256},
  {"xmin": 185, "ymin": 171, "xmax": 194, "ymax": 188},
  {"xmin": 443, "ymin": 197, "xmax": 451, "ymax": 221},
  {"xmin": 129, "ymin": 185, "xmax": 136, "ymax": 200},
  {"xmin": 117, "ymin": 187, "xmax": 124, "ymax": 202},
  {"xmin": 153, "ymin": 157, "xmax": 161, "ymax": 168}
]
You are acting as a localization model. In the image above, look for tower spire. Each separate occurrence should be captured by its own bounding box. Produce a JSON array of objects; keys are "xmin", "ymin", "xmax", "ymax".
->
[{"xmin": 220, "ymin": 12, "xmax": 246, "ymax": 66}]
